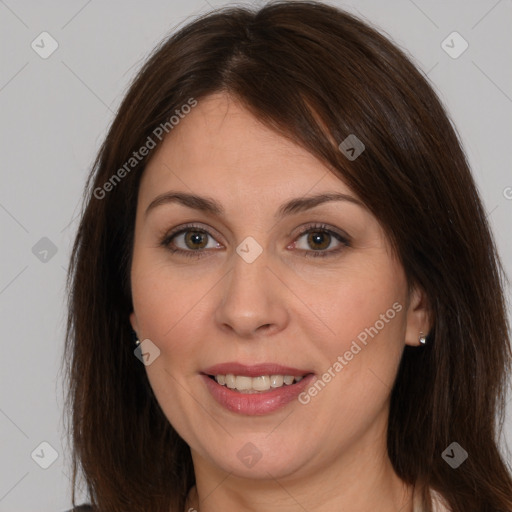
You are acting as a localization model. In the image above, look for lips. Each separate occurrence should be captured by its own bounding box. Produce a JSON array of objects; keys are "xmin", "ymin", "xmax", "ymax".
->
[{"xmin": 201, "ymin": 362, "xmax": 316, "ymax": 415}]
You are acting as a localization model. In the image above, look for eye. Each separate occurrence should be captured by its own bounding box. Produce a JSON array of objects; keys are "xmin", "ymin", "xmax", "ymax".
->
[
  {"xmin": 160, "ymin": 223, "xmax": 222, "ymax": 258},
  {"xmin": 292, "ymin": 223, "xmax": 350, "ymax": 258}
]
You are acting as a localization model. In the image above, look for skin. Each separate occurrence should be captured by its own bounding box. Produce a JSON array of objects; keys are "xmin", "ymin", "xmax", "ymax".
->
[{"xmin": 129, "ymin": 92, "xmax": 431, "ymax": 512}]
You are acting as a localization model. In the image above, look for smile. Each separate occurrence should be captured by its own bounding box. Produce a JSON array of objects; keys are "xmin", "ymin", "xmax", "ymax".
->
[{"xmin": 200, "ymin": 363, "xmax": 315, "ymax": 414}]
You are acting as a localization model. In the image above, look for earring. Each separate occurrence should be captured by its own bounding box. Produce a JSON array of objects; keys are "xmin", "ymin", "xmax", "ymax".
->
[
  {"xmin": 419, "ymin": 331, "xmax": 427, "ymax": 345},
  {"xmin": 131, "ymin": 328, "xmax": 140, "ymax": 346}
]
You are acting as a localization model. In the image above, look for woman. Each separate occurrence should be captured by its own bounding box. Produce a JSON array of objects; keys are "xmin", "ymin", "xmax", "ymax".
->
[{"xmin": 63, "ymin": 1, "xmax": 512, "ymax": 511}]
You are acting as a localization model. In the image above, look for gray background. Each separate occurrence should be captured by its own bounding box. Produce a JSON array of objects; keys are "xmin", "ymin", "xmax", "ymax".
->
[{"xmin": 1, "ymin": 0, "xmax": 511, "ymax": 510}]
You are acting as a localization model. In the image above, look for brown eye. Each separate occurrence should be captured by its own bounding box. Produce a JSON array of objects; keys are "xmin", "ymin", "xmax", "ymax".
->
[
  {"xmin": 306, "ymin": 231, "xmax": 332, "ymax": 251},
  {"xmin": 293, "ymin": 224, "xmax": 351, "ymax": 259},
  {"xmin": 160, "ymin": 224, "xmax": 223, "ymax": 258},
  {"xmin": 184, "ymin": 231, "xmax": 209, "ymax": 250}
]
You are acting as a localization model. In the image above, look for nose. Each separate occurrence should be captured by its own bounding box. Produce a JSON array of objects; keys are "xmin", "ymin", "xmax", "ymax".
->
[{"xmin": 214, "ymin": 246, "xmax": 289, "ymax": 339}]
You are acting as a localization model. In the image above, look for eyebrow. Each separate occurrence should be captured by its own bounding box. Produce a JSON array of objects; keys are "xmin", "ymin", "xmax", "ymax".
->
[{"xmin": 144, "ymin": 191, "xmax": 365, "ymax": 219}]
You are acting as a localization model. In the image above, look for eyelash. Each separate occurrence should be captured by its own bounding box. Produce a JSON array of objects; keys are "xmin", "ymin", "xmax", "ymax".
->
[{"xmin": 159, "ymin": 222, "xmax": 351, "ymax": 260}]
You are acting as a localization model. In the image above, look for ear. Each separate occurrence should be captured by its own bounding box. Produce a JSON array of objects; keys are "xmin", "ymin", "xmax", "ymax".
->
[
  {"xmin": 404, "ymin": 283, "xmax": 432, "ymax": 347},
  {"xmin": 129, "ymin": 311, "xmax": 139, "ymax": 339}
]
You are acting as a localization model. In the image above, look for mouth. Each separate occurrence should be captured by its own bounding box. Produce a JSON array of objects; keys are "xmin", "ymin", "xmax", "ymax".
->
[{"xmin": 200, "ymin": 362, "xmax": 316, "ymax": 415}]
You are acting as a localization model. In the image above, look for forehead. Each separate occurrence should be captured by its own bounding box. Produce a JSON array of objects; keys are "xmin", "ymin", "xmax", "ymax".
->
[{"xmin": 139, "ymin": 92, "xmax": 356, "ymax": 205}]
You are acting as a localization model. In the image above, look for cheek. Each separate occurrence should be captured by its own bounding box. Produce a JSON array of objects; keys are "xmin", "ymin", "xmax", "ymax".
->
[
  {"xmin": 130, "ymin": 262, "xmax": 211, "ymax": 434},
  {"xmin": 298, "ymin": 260, "xmax": 406, "ymax": 355},
  {"xmin": 299, "ymin": 281, "xmax": 406, "ymax": 442},
  {"xmin": 300, "ymin": 263, "xmax": 407, "ymax": 406},
  {"xmin": 130, "ymin": 250, "xmax": 212, "ymax": 343}
]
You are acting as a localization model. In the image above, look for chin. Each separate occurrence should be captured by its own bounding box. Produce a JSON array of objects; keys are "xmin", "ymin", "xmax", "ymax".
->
[{"xmin": 196, "ymin": 433, "xmax": 314, "ymax": 480}]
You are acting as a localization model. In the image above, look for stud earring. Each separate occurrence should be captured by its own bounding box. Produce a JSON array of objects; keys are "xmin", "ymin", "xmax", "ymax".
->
[
  {"xmin": 131, "ymin": 328, "xmax": 140, "ymax": 346},
  {"xmin": 419, "ymin": 331, "xmax": 427, "ymax": 345}
]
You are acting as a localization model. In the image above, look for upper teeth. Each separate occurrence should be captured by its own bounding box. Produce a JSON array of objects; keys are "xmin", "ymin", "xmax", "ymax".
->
[{"xmin": 215, "ymin": 374, "xmax": 304, "ymax": 392}]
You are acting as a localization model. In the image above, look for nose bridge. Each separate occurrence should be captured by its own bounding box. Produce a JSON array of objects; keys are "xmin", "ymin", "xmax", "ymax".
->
[
  {"xmin": 230, "ymin": 240, "xmax": 269, "ymax": 298},
  {"xmin": 214, "ymin": 239, "xmax": 288, "ymax": 336}
]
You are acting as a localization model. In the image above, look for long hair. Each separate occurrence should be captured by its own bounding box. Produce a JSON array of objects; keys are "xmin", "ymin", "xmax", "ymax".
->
[{"xmin": 62, "ymin": 1, "xmax": 512, "ymax": 510}]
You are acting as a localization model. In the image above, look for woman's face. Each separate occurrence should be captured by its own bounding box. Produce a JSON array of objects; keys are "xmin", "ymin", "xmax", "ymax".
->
[{"xmin": 130, "ymin": 92, "xmax": 428, "ymax": 481}]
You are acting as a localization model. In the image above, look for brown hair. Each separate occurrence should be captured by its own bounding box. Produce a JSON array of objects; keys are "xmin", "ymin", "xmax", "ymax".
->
[{"xmin": 63, "ymin": 1, "xmax": 512, "ymax": 510}]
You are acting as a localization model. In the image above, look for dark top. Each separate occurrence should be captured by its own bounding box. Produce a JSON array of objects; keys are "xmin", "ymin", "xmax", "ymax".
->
[{"xmin": 65, "ymin": 506, "xmax": 93, "ymax": 511}]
